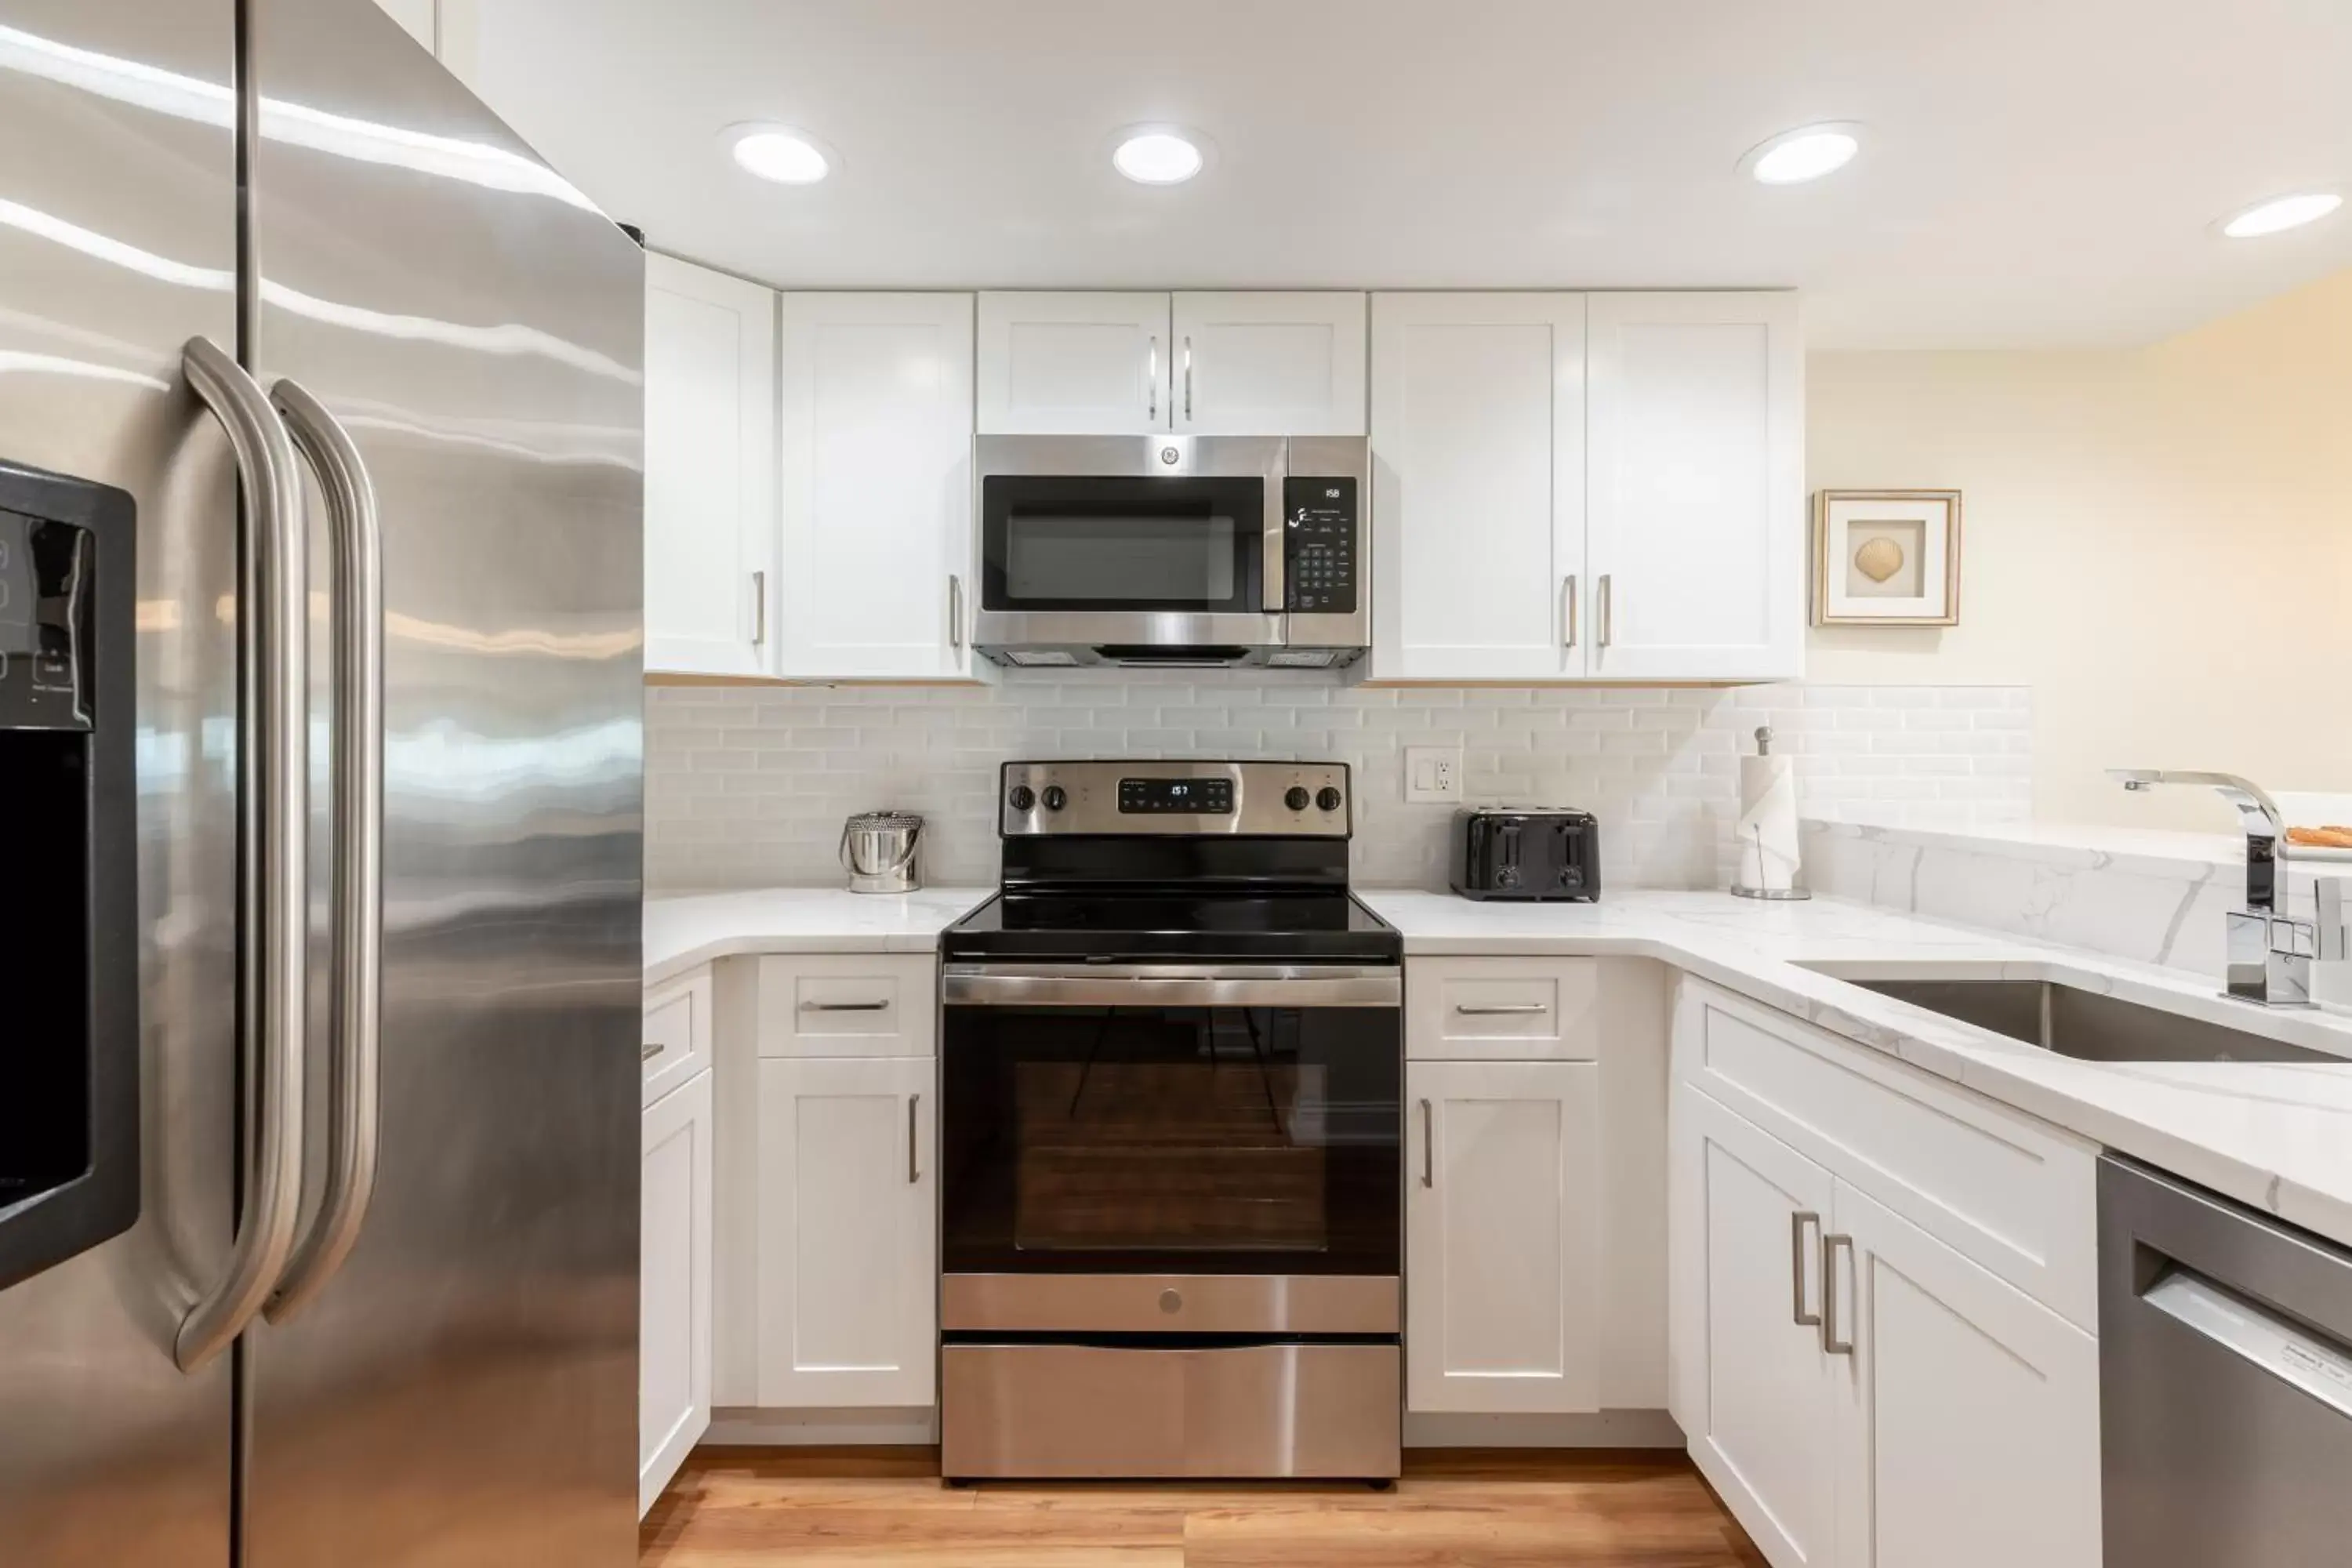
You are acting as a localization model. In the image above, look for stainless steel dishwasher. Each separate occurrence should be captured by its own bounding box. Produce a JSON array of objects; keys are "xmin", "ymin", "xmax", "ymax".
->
[{"xmin": 2101, "ymin": 1156, "xmax": 2352, "ymax": 1566}]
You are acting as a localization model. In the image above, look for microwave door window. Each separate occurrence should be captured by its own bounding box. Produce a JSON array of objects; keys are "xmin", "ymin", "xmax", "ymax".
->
[
  {"xmin": 1004, "ymin": 512, "xmax": 1236, "ymax": 605},
  {"xmin": 981, "ymin": 475, "xmax": 1263, "ymax": 614}
]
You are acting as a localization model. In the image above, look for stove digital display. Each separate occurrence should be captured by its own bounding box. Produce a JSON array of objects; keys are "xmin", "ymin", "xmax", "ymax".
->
[{"xmin": 1117, "ymin": 776, "xmax": 1233, "ymax": 815}]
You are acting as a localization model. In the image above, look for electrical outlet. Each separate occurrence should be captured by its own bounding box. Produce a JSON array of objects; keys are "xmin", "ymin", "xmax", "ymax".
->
[{"xmin": 1404, "ymin": 746, "xmax": 1462, "ymax": 804}]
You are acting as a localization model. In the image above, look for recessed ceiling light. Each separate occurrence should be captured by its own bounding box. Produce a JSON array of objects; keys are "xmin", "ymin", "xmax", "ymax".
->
[
  {"xmin": 1112, "ymin": 127, "xmax": 1207, "ymax": 186},
  {"xmin": 2219, "ymin": 191, "xmax": 2342, "ymax": 238},
  {"xmin": 1741, "ymin": 123, "xmax": 1862, "ymax": 186},
  {"xmin": 723, "ymin": 124, "xmax": 834, "ymax": 185}
]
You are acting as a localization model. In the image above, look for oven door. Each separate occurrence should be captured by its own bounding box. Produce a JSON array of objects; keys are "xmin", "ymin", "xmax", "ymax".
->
[
  {"xmin": 973, "ymin": 435, "xmax": 1285, "ymax": 657},
  {"xmin": 941, "ymin": 964, "xmax": 1401, "ymax": 1334}
]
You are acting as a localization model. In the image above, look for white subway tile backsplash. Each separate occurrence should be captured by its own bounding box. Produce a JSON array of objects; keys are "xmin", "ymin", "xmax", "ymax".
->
[{"xmin": 644, "ymin": 680, "xmax": 2033, "ymax": 893}]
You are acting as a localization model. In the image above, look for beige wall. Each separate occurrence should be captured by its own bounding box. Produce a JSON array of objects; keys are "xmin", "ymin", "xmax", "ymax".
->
[{"xmin": 1806, "ymin": 267, "xmax": 2352, "ymax": 833}]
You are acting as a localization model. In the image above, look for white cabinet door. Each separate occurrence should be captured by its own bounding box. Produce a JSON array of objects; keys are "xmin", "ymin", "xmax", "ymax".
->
[
  {"xmin": 1370, "ymin": 293, "xmax": 1586, "ymax": 680},
  {"xmin": 372, "ymin": 0, "xmax": 434, "ymax": 49},
  {"xmin": 1828, "ymin": 1180, "xmax": 2101, "ymax": 1568},
  {"xmin": 1171, "ymin": 292, "xmax": 1366, "ymax": 436},
  {"xmin": 755, "ymin": 1056, "xmax": 935, "ymax": 1407},
  {"xmin": 977, "ymin": 292, "xmax": 1170, "ymax": 434},
  {"xmin": 644, "ymin": 253, "xmax": 777, "ymax": 677},
  {"xmin": 776, "ymin": 293, "xmax": 975, "ymax": 679},
  {"xmin": 1672, "ymin": 1085, "xmax": 1842, "ymax": 1568},
  {"xmin": 1586, "ymin": 292, "xmax": 1803, "ymax": 681},
  {"xmin": 1405, "ymin": 1060, "xmax": 1599, "ymax": 1414},
  {"xmin": 641, "ymin": 1069, "xmax": 713, "ymax": 1516}
]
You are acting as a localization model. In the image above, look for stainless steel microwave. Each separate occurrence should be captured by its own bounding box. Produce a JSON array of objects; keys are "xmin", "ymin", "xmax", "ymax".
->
[{"xmin": 972, "ymin": 434, "xmax": 1370, "ymax": 669}]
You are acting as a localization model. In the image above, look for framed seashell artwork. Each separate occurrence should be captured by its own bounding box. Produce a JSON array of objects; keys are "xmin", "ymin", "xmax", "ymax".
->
[{"xmin": 1812, "ymin": 489, "xmax": 1962, "ymax": 626}]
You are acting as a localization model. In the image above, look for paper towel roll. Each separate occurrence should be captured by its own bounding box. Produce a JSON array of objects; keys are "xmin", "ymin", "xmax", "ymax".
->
[{"xmin": 1733, "ymin": 753, "xmax": 1806, "ymax": 898}]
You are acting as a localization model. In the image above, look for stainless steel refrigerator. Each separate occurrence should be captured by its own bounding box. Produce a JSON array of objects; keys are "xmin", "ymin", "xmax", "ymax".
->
[{"xmin": 0, "ymin": 1, "xmax": 644, "ymax": 1563}]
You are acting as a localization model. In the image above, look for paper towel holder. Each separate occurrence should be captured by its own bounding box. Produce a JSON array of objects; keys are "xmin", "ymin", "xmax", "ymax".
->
[{"xmin": 1731, "ymin": 725, "xmax": 1812, "ymax": 902}]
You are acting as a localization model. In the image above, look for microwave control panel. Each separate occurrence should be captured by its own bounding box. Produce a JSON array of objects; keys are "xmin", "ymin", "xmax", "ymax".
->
[{"xmin": 1282, "ymin": 476, "xmax": 1358, "ymax": 615}]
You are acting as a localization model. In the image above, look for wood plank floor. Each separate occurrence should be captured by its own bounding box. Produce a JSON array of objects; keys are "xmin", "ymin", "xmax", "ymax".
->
[{"xmin": 641, "ymin": 1447, "xmax": 1772, "ymax": 1566}]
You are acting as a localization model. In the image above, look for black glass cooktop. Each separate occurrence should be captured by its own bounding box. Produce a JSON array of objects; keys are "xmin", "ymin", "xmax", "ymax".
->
[{"xmin": 942, "ymin": 888, "xmax": 1401, "ymax": 964}]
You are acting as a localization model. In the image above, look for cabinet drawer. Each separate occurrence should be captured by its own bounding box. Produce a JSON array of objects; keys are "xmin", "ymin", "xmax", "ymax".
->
[
  {"xmin": 1672, "ymin": 977, "xmax": 2097, "ymax": 1330},
  {"xmin": 756, "ymin": 955, "xmax": 937, "ymax": 1058},
  {"xmin": 1407, "ymin": 956, "xmax": 1599, "ymax": 1060},
  {"xmin": 642, "ymin": 967, "xmax": 713, "ymax": 1109}
]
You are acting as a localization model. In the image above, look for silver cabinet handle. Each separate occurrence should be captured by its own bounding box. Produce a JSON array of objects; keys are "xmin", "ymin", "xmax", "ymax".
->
[
  {"xmin": 1147, "ymin": 335, "xmax": 1159, "ymax": 423},
  {"xmin": 1420, "ymin": 1099, "xmax": 1435, "ymax": 1189},
  {"xmin": 1563, "ymin": 574, "xmax": 1577, "ymax": 650},
  {"xmin": 641, "ymin": 1043, "xmax": 662, "ymax": 1062},
  {"xmin": 1822, "ymin": 1232, "xmax": 1856, "ymax": 1356},
  {"xmin": 801, "ymin": 999, "xmax": 891, "ymax": 1013},
  {"xmin": 948, "ymin": 572, "xmax": 965, "ymax": 653},
  {"xmin": 751, "ymin": 568, "xmax": 767, "ymax": 647},
  {"xmin": 1598, "ymin": 572, "xmax": 1614, "ymax": 649},
  {"xmin": 263, "ymin": 379, "xmax": 386, "ymax": 1328},
  {"xmin": 1791, "ymin": 1211, "xmax": 1821, "ymax": 1327},
  {"xmin": 908, "ymin": 1094, "xmax": 921, "ymax": 1185},
  {"xmin": 1182, "ymin": 335, "xmax": 1193, "ymax": 421},
  {"xmin": 176, "ymin": 336, "xmax": 310, "ymax": 1373},
  {"xmin": 1455, "ymin": 1003, "xmax": 1546, "ymax": 1016}
]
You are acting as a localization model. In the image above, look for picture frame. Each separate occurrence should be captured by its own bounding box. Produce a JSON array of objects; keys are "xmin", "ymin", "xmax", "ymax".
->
[{"xmin": 1812, "ymin": 488, "xmax": 1962, "ymax": 626}]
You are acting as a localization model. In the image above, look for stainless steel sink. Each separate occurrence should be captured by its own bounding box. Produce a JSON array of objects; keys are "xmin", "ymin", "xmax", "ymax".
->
[{"xmin": 1798, "ymin": 967, "xmax": 2336, "ymax": 1065}]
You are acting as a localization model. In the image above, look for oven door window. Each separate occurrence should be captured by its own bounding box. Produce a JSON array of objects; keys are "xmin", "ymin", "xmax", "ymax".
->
[
  {"xmin": 942, "ymin": 1004, "xmax": 1400, "ymax": 1276},
  {"xmin": 980, "ymin": 476, "xmax": 1265, "ymax": 614}
]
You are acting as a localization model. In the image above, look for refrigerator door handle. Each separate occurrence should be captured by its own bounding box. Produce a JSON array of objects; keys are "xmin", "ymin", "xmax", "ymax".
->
[
  {"xmin": 176, "ymin": 336, "xmax": 310, "ymax": 1373},
  {"xmin": 263, "ymin": 379, "xmax": 386, "ymax": 1327}
]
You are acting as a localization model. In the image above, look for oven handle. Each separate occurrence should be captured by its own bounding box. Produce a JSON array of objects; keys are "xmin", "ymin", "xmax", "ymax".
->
[{"xmin": 942, "ymin": 964, "xmax": 1401, "ymax": 1009}]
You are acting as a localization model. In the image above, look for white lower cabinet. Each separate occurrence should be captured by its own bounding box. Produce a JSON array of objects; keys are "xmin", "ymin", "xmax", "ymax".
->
[
  {"xmin": 640, "ymin": 1068, "xmax": 714, "ymax": 1516},
  {"xmin": 1405, "ymin": 1059, "xmax": 1601, "ymax": 1414},
  {"xmin": 1671, "ymin": 1085, "xmax": 1842, "ymax": 1566},
  {"xmin": 1669, "ymin": 975, "xmax": 2103, "ymax": 1568},
  {"xmin": 754, "ymin": 1054, "xmax": 936, "ymax": 1407},
  {"xmin": 1829, "ymin": 1179, "xmax": 2102, "ymax": 1568}
]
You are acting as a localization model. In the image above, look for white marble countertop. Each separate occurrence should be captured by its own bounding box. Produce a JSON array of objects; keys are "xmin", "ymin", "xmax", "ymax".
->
[
  {"xmin": 1358, "ymin": 888, "xmax": 2352, "ymax": 1250},
  {"xmin": 644, "ymin": 886, "xmax": 993, "ymax": 985},
  {"xmin": 639, "ymin": 879, "xmax": 2352, "ymax": 1252}
]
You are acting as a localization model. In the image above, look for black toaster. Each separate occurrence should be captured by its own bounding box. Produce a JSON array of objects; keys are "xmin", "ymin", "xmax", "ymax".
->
[{"xmin": 1449, "ymin": 808, "xmax": 1602, "ymax": 902}]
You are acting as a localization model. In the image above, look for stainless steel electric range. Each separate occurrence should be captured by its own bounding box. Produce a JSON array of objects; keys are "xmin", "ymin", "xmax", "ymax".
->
[{"xmin": 938, "ymin": 760, "xmax": 1404, "ymax": 1481}]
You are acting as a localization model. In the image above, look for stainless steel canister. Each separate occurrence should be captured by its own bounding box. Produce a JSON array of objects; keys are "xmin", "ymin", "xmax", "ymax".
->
[{"xmin": 840, "ymin": 811, "xmax": 924, "ymax": 894}]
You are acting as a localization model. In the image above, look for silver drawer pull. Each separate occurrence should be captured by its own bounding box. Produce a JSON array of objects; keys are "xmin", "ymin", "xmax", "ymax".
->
[
  {"xmin": 1420, "ymin": 1099, "xmax": 1435, "ymax": 1189},
  {"xmin": 908, "ymin": 1094, "xmax": 921, "ymax": 1185},
  {"xmin": 1791, "ymin": 1211, "xmax": 1821, "ymax": 1327},
  {"xmin": 1822, "ymin": 1232, "xmax": 1856, "ymax": 1356},
  {"xmin": 1456, "ymin": 1003, "xmax": 1546, "ymax": 1016},
  {"xmin": 802, "ymin": 999, "xmax": 890, "ymax": 1013},
  {"xmin": 641, "ymin": 1042, "xmax": 662, "ymax": 1062}
]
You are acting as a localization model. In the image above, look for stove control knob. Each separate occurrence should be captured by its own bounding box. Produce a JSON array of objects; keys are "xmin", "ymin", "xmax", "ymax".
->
[
  {"xmin": 1317, "ymin": 786, "xmax": 1345, "ymax": 812},
  {"xmin": 1284, "ymin": 786, "xmax": 1312, "ymax": 811},
  {"xmin": 1007, "ymin": 785, "xmax": 1036, "ymax": 812},
  {"xmin": 1041, "ymin": 785, "xmax": 1068, "ymax": 812}
]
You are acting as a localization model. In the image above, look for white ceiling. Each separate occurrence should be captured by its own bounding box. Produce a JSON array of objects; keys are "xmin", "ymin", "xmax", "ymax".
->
[{"xmin": 473, "ymin": 0, "xmax": 2352, "ymax": 349}]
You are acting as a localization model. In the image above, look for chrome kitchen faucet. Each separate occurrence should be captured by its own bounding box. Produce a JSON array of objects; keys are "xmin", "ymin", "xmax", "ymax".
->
[{"xmin": 2110, "ymin": 770, "xmax": 2318, "ymax": 1007}]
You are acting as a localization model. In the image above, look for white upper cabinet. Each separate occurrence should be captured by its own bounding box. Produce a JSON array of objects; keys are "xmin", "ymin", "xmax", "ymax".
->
[
  {"xmin": 977, "ymin": 292, "xmax": 1170, "ymax": 434},
  {"xmin": 1585, "ymin": 292, "xmax": 1804, "ymax": 681},
  {"xmin": 775, "ymin": 293, "xmax": 976, "ymax": 680},
  {"xmin": 1370, "ymin": 293, "xmax": 1587, "ymax": 681},
  {"xmin": 644, "ymin": 253, "xmax": 777, "ymax": 677},
  {"xmin": 1171, "ymin": 292, "xmax": 1367, "ymax": 436}
]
